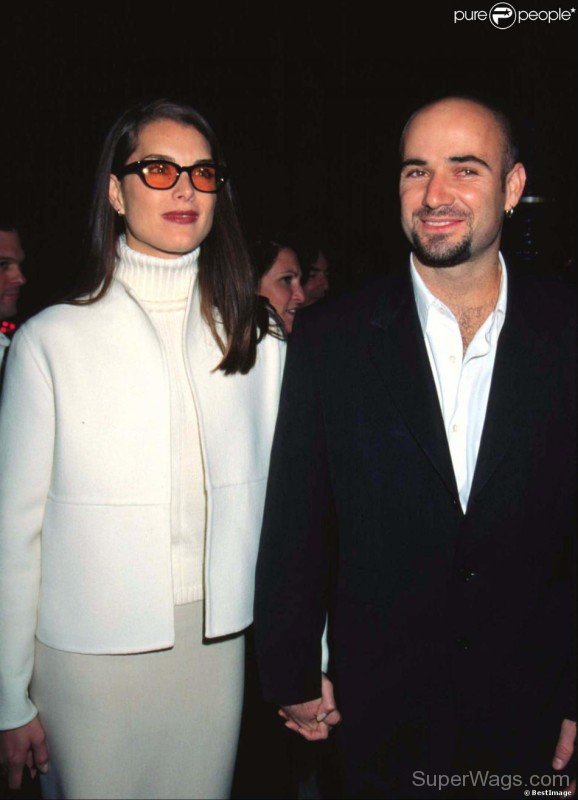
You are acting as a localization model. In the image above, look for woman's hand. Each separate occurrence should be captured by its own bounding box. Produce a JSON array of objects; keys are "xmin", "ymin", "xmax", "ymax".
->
[
  {"xmin": 279, "ymin": 673, "xmax": 342, "ymax": 741},
  {"xmin": 0, "ymin": 716, "xmax": 49, "ymax": 790}
]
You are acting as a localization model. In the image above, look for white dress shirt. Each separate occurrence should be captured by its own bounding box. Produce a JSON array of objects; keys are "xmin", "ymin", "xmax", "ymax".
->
[
  {"xmin": 410, "ymin": 254, "xmax": 508, "ymax": 512},
  {"xmin": 0, "ymin": 333, "xmax": 9, "ymax": 371}
]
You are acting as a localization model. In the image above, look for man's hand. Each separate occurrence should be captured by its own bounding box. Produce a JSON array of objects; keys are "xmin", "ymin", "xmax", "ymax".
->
[
  {"xmin": 0, "ymin": 716, "xmax": 49, "ymax": 790},
  {"xmin": 279, "ymin": 674, "xmax": 341, "ymax": 741},
  {"xmin": 552, "ymin": 718, "xmax": 576, "ymax": 796}
]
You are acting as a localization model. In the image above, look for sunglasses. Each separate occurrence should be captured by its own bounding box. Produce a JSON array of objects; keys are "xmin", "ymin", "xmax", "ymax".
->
[{"xmin": 114, "ymin": 159, "xmax": 228, "ymax": 192}]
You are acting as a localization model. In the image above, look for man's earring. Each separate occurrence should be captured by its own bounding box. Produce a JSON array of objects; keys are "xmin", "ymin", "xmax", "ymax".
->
[{"xmin": 505, "ymin": 208, "xmax": 514, "ymax": 219}]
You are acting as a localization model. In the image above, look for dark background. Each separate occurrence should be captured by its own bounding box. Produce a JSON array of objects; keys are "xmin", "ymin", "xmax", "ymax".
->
[
  {"xmin": 2, "ymin": 0, "xmax": 576, "ymax": 316},
  {"xmin": 0, "ymin": 4, "xmax": 576, "ymax": 799}
]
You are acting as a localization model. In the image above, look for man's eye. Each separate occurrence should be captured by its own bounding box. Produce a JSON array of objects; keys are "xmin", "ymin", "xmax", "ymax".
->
[
  {"xmin": 0, "ymin": 261, "xmax": 10, "ymax": 271},
  {"xmin": 405, "ymin": 169, "xmax": 426, "ymax": 178},
  {"xmin": 459, "ymin": 168, "xmax": 478, "ymax": 176}
]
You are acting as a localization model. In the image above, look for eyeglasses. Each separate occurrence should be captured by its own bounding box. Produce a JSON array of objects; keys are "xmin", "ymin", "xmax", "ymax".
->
[{"xmin": 114, "ymin": 159, "xmax": 228, "ymax": 192}]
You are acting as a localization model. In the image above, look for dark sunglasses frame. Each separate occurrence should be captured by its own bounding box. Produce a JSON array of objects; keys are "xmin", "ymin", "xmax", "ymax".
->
[{"xmin": 114, "ymin": 159, "xmax": 229, "ymax": 192}]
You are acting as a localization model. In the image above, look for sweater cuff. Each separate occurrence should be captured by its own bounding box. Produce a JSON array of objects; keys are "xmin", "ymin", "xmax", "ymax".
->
[{"xmin": 0, "ymin": 681, "xmax": 38, "ymax": 730}]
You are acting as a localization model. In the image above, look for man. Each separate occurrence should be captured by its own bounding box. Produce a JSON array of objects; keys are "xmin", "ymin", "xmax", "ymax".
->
[
  {"xmin": 302, "ymin": 249, "xmax": 330, "ymax": 306},
  {"xmin": 0, "ymin": 223, "xmax": 26, "ymax": 372},
  {"xmin": 255, "ymin": 97, "xmax": 575, "ymax": 798}
]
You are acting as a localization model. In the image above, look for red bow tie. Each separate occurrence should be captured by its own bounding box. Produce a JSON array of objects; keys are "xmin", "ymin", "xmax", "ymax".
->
[{"xmin": 0, "ymin": 321, "xmax": 16, "ymax": 335}]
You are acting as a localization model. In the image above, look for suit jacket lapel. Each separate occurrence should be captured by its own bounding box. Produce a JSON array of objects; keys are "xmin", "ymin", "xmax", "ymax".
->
[
  {"xmin": 469, "ymin": 271, "xmax": 551, "ymax": 506},
  {"xmin": 368, "ymin": 271, "xmax": 459, "ymax": 499}
]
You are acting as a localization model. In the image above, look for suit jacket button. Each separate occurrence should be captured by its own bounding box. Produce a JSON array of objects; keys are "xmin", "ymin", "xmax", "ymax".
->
[
  {"xmin": 455, "ymin": 636, "xmax": 470, "ymax": 651},
  {"xmin": 462, "ymin": 569, "xmax": 477, "ymax": 582}
]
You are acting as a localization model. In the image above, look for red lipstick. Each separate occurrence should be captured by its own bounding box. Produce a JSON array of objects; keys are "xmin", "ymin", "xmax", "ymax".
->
[{"xmin": 162, "ymin": 211, "xmax": 199, "ymax": 224}]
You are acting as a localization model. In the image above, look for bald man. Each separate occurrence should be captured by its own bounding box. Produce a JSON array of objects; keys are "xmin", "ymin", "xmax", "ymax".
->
[{"xmin": 255, "ymin": 97, "xmax": 575, "ymax": 798}]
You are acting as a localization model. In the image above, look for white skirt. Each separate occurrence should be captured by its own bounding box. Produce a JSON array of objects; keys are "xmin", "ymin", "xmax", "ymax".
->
[{"xmin": 30, "ymin": 601, "xmax": 245, "ymax": 800}]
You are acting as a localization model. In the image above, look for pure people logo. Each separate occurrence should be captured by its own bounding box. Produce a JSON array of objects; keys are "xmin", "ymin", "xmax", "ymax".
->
[
  {"xmin": 489, "ymin": 3, "xmax": 517, "ymax": 27},
  {"xmin": 454, "ymin": 3, "xmax": 576, "ymax": 27}
]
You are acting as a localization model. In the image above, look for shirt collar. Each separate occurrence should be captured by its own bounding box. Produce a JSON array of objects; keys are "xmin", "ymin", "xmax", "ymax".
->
[
  {"xmin": 0, "ymin": 333, "xmax": 10, "ymax": 349},
  {"xmin": 410, "ymin": 253, "xmax": 508, "ymax": 334}
]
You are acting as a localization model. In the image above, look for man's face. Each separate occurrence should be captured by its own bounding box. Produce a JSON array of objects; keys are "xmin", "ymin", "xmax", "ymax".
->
[
  {"xmin": 0, "ymin": 230, "xmax": 26, "ymax": 319},
  {"xmin": 399, "ymin": 99, "xmax": 525, "ymax": 269},
  {"xmin": 303, "ymin": 250, "xmax": 330, "ymax": 306}
]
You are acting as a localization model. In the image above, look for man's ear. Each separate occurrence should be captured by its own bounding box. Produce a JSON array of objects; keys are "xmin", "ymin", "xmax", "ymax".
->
[
  {"xmin": 109, "ymin": 175, "xmax": 125, "ymax": 215},
  {"xmin": 504, "ymin": 162, "xmax": 527, "ymax": 212}
]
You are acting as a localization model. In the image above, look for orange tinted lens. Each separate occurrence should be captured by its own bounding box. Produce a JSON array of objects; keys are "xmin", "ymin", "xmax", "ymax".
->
[
  {"xmin": 142, "ymin": 161, "xmax": 178, "ymax": 188},
  {"xmin": 191, "ymin": 165, "xmax": 218, "ymax": 191}
]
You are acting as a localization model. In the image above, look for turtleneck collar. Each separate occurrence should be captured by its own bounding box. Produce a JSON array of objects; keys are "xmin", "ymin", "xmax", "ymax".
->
[{"xmin": 114, "ymin": 234, "xmax": 200, "ymax": 304}]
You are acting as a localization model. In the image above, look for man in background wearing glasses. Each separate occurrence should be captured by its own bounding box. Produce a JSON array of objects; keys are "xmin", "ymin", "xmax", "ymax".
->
[{"xmin": 254, "ymin": 95, "xmax": 576, "ymax": 798}]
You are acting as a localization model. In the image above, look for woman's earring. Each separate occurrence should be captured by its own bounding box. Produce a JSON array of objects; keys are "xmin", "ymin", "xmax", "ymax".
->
[{"xmin": 505, "ymin": 208, "xmax": 514, "ymax": 219}]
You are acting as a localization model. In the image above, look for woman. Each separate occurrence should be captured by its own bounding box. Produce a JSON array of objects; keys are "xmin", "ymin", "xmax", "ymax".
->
[
  {"xmin": 255, "ymin": 238, "xmax": 305, "ymax": 334},
  {"xmin": 0, "ymin": 99, "xmax": 285, "ymax": 799}
]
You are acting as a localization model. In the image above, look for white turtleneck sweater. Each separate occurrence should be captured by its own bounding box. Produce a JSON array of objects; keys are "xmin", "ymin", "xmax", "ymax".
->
[{"xmin": 114, "ymin": 237, "xmax": 205, "ymax": 605}]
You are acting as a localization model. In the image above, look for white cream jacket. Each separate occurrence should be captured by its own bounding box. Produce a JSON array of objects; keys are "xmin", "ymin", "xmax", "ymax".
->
[{"xmin": 0, "ymin": 276, "xmax": 285, "ymax": 728}]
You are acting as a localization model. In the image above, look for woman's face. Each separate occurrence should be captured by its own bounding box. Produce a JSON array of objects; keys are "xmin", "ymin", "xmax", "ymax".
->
[
  {"xmin": 109, "ymin": 119, "xmax": 217, "ymax": 259},
  {"xmin": 259, "ymin": 247, "xmax": 305, "ymax": 333}
]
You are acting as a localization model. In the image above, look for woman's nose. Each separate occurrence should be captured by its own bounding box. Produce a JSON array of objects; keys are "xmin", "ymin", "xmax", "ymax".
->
[
  {"xmin": 172, "ymin": 170, "xmax": 195, "ymax": 198},
  {"xmin": 293, "ymin": 283, "xmax": 306, "ymax": 304}
]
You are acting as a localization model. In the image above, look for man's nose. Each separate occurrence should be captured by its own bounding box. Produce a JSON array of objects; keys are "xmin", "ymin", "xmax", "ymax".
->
[
  {"xmin": 10, "ymin": 266, "xmax": 26, "ymax": 286},
  {"xmin": 423, "ymin": 174, "xmax": 454, "ymax": 209}
]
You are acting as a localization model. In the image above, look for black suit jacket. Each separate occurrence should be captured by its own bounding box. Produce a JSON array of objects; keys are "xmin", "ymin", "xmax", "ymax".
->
[{"xmin": 254, "ymin": 267, "xmax": 576, "ymax": 797}]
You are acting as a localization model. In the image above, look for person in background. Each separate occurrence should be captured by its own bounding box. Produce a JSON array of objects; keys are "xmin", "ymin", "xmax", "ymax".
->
[
  {"xmin": 299, "ymin": 246, "xmax": 330, "ymax": 307},
  {"xmin": 233, "ymin": 238, "xmax": 329, "ymax": 800},
  {"xmin": 0, "ymin": 98, "xmax": 285, "ymax": 800},
  {"xmin": 255, "ymin": 237, "xmax": 305, "ymax": 334},
  {"xmin": 254, "ymin": 95, "xmax": 575, "ymax": 798},
  {"xmin": 0, "ymin": 221, "xmax": 26, "ymax": 373}
]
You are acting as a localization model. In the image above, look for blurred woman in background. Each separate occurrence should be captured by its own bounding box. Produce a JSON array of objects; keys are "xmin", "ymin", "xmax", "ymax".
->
[{"xmin": 254, "ymin": 237, "xmax": 305, "ymax": 335}]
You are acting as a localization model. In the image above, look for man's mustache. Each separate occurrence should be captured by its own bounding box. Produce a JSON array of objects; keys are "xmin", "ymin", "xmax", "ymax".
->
[{"xmin": 414, "ymin": 206, "xmax": 469, "ymax": 221}]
